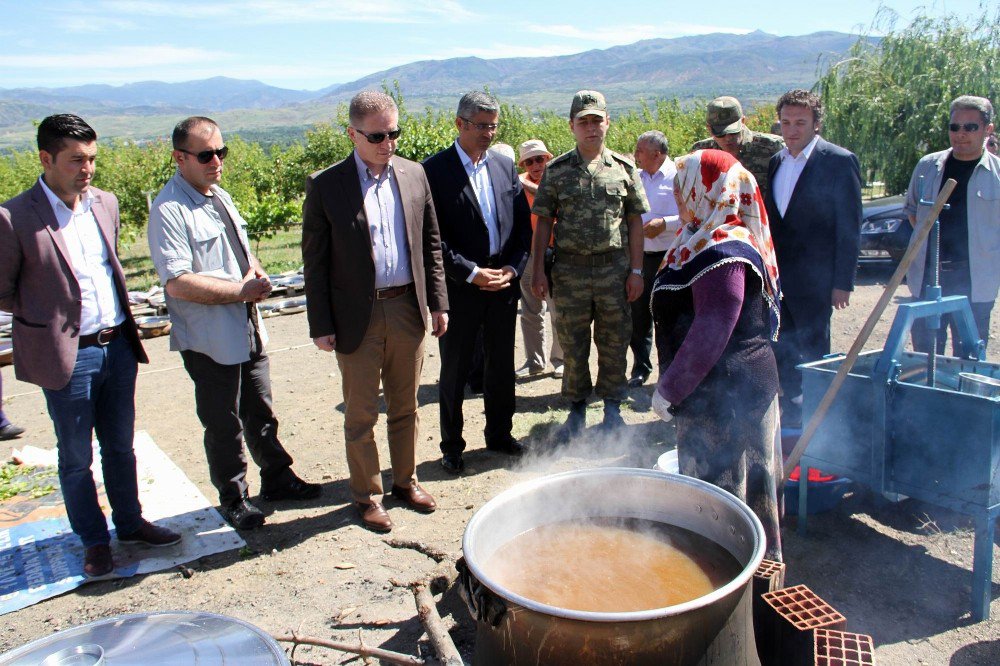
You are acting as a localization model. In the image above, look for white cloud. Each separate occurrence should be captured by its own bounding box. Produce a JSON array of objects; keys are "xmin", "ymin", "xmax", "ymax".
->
[
  {"xmin": 529, "ymin": 21, "xmax": 751, "ymax": 43},
  {"xmin": 97, "ymin": 0, "xmax": 478, "ymax": 24},
  {"xmin": 0, "ymin": 45, "xmax": 231, "ymax": 70}
]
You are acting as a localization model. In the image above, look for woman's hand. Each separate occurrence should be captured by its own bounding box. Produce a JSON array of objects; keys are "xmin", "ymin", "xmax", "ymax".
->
[{"xmin": 652, "ymin": 389, "xmax": 673, "ymax": 423}]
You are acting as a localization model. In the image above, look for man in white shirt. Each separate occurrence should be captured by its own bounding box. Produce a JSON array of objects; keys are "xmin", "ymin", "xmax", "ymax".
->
[
  {"xmin": 0, "ymin": 114, "xmax": 179, "ymax": 578},
  {"xmin": 765, "ymin": 90, "xmax": 862, "ymax": 423},
  {"xmin": 629, "ymin": 131, "xmax": 680, "ymax": 387}
]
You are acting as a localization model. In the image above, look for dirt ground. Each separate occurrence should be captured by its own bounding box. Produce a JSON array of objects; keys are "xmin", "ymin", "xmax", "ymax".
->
[{"xmin": 2, "ymin": 259, "xmax": 1000, "ymax": 664}]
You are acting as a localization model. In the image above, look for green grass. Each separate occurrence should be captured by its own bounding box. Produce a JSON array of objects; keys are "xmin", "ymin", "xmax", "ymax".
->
[{"xmin": 120, "ymin": 225, "xmax": 304, "ymax": 291}]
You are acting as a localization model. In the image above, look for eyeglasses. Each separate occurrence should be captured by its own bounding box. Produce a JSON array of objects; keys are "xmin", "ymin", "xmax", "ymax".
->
[
  {"xmin": 520, "ymin": 155, "xmax": 548, "ymax": 166},
  {"xmin": 354, "ymin": 128, "xmax": 402, "ymax": 144},
  {"xmin": 178, "ymin": 146, "xmax": 229, "ymax": 164},
  {"xmin": 949, "ymin": 122, "xmax": 981, "ymax": 133},
  {"xmin": 461, "ymin": 118, "xmax": 499, "ymax": 132}
]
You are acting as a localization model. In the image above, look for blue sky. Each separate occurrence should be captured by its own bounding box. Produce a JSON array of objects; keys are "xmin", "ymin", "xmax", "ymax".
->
[{"xmin": 0, "ymin": 0, "xmax": 988, "ymax": 90}]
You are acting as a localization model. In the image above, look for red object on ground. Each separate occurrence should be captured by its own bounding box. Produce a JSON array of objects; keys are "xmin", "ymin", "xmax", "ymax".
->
[{"xmin": 788, "ymin": 466, "xmax": 838, "ymax": 483}]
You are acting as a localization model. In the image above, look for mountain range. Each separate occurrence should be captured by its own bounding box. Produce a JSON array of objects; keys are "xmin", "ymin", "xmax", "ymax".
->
[{"xmin": 0, "ymin": 30, "xmax": 863, "ymax": 149}]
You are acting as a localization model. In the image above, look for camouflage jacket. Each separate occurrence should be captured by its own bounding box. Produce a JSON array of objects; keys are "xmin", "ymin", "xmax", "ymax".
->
[
  {"xmin": 531, "ymin": 147, "xmax": 649, "ymax": 255},
  {"xmin": 691, "ymin": 127, "xmax": 785, "ymax": 200}
]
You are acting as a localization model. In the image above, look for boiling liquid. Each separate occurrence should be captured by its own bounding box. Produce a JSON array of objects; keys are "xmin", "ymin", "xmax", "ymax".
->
[{"xmin": 483, "ymin": 518, "xmax": 741, "ymax": 612}]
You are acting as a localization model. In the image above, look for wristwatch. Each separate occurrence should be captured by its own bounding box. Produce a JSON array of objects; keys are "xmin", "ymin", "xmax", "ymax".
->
[{"xmin": 630, "ymin": 268, "xmax": 643, "ymax": 276}]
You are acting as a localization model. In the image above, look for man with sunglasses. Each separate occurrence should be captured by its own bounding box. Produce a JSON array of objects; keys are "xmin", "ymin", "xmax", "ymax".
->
[
  {"xmin": 302, "ymin": 92, "xmax": 448, "ymax": 532},
  {"xmin": 691, "ymin": 96, "xmax": 784, "ymax": 201},
  {"xmin": 1, "ymin": 114, "xmax": 180, "ymax": 577},
  {"xmin": 423, "ymin": 91, "xmax": 532, "ymax": 474},
  {"xmin": 148, "ymin": 116, "xmax": 320, "ymax": 531},
  {"xmin": 904, "ymin": 95, "xmax": 1000, "ymax": 356}
]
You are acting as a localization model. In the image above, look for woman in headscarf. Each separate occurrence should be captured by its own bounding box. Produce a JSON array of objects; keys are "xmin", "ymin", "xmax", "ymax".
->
[{"xmin": 651, "ymin": 149, "xmax": 784, "ymax": 561}]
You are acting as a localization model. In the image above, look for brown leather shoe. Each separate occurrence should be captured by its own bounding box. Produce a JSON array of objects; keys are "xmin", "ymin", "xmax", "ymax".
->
[
  {"xmin": 391, "ymin": 483, "xmax": 437, "ymax": 513},
  {"xmin": 356, "ymin": 501, "xmax": 393, "ymax": 532},
  {"xmin": 83, "ymin": 544, "xmax": 114, "ymax": 577}
]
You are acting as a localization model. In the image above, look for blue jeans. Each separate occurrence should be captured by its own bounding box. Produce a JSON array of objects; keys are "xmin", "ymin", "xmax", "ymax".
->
[{"xmin": 43, "ymin": 335, "xmax": 142, "ymax": 547}]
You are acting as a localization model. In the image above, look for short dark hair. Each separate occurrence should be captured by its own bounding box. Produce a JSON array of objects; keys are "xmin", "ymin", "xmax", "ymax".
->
[
  {"xmin": 37, "ymin": 114, "xmax": 97, "ymax": 156},
  {"xmin": 776, "ymin": 89, "xmax": 824, "ymax": 126},
  {"xmin": 950, "ymin": 95, "xmax": 993, "ymax": 126},
  {"xmin": 172, "ymin": 116, "xmax": 218, "ymax": 150}
]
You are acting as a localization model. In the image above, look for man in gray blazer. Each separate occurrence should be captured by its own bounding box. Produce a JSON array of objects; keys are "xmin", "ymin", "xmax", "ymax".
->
[
  {"xmin": 0, "ymin": 114, "xmax": 180, "ymax": 578},
  {"xmin": 302, "ymin": 91, "xmax": 449, "ymax": 533}
]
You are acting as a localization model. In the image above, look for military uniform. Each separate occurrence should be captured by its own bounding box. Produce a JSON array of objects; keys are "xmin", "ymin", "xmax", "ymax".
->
[
  {"xmin": 691, "ymin": 127, "xmax": 784, "ymax": 201},
  {"xmin": 532, "ymin": 147, "xmax": 650, "ymax": 402}
]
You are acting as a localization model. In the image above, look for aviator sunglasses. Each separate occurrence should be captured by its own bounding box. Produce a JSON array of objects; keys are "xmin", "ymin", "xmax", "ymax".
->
[
  {"xmin": 355, "ymin": 128, "xmax": 402, "ymax": 143},
  {"xmin": 521, "ymin": 155, "xmax": 548, "ymax": 166},
  {"xmin": 949, "ymin": 122, "xmax": 981, "ymax": 133},
  {"xmin": 178, "ymin": 146, "xmax": 229, "ymax": 164}
]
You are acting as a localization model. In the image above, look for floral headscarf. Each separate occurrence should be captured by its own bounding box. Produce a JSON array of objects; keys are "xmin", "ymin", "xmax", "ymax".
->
[{"xmin": 653, "ymin": 149, "xmax": 781, "ymax": 339}]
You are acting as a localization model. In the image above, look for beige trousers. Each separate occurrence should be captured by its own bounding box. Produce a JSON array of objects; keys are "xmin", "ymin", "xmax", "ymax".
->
[{"xmin": 336, "ymin": 291, "xmax": 425, "ymax": 504}]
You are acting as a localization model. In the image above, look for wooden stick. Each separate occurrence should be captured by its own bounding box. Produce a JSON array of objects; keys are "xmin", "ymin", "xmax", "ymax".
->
[
  {"xmin": 412, "ymin": 578, "xmax": 464, "ymax": 666},
  {"xmin": 782, "ymin": 179, "xmax": 957, "ymax": 480},
  {"xmin": 272, "ymin": 632, "xmax": 425, "ymax": 665}
]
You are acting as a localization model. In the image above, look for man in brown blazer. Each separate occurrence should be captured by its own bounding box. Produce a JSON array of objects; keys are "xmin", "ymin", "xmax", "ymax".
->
[
  {"xmin": 0, "ymin": 114, "xmax": 180, "ymax": 577},
  {"xmin": 302, "ymin": 91, "xmax": 449, "ymax": 533}
]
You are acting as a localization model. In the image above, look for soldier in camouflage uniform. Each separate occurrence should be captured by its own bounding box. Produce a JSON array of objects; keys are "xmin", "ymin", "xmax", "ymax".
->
[
  {"xmin": 530, "ymin": 90, "xmax": 649, "ymax": 439},
  {"xmin": 691, "ymin": 96, "xmax": 784, "ymax": 201}
]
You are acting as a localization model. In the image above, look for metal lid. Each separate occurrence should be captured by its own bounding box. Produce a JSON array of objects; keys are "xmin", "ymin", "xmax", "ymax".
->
[{"xmin": 0, "ymin": 612, "xmax": 289, "ymax": 665}]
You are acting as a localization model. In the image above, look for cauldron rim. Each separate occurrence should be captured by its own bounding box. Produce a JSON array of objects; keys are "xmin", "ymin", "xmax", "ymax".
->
[{"xmin": 462, "ymin": 467, "xmax": 765, "ymax": 623}]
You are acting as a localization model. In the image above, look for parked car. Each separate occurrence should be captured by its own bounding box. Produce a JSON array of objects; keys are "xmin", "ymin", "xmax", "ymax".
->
[{"xmin": 860, "ymin": 195, "xmax": 910, "ymax": 263}]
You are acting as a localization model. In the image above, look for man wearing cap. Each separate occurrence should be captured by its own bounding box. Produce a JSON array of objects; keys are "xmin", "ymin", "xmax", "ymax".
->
[
  {"xmin": 692, "ymin": 96, "xmax": 785, "ymax": 201},
  {"xmin": 531, "ymin": 91, "xmax": 649, "ymax": 439},
  {"xmin": 423, "ymin": 91, "xmax": 532, "ymax": 474},
  {"xmin": 629, "ymin": 130, "xmax": 680, "ymax": 387},
  {"xmin": 515, "ymin": 139, "xmax": 563, "ymax": 379}
]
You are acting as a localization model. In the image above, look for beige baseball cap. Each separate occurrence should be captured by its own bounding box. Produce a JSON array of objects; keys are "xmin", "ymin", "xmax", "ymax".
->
[
  {"xmin": 518, "ymin": 139, "xmax": 552, "ymax": 164},
  {"xmin": 570, "ymin": 90, "xmax": 607, "ymax": 120}
]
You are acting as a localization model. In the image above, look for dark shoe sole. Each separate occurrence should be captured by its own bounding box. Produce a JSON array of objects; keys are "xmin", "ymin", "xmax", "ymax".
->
[
  {"xmin": 118, "ymin": 535, "xmax": 182, "ymax": 548},
  {"xmin": 361, "ymin": 520, "xmax": 392, "ymax": 533},
  {"xmin": 440, "ymin": 458, "xmax": 465, "ymax": 474}
]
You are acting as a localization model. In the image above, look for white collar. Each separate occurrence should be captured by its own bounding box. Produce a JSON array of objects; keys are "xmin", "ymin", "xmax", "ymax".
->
[
  {"xmin": 455, "ymin": 140, "xmax": 488, "ymax": 169},
  {"xmin": 38, "ymin": 176, "xmax": 94, "ymax": 214},
  {"xmin": 780, "ymin": 134, "xmax": 820, "ymax": 162}
]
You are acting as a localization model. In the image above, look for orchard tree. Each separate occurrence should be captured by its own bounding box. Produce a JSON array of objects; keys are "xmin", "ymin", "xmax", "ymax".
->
[{"xmin": 817, "ymin": 5, "xmax": 999, "ymax": 194}]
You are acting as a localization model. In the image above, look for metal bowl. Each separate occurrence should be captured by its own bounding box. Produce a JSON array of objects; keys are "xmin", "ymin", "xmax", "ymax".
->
[
  {"xmin": 958, "ymin": 372, "xmax": 1000, "ymax": 398},
  {"xmin": 134, "ymin": 316, "xmax": 172, "ymax": 339},
  {"xmin": 37, "ymin": 644, "xmax": 105, "ymax": 665},
  {"xmin": 270, "ymin": 297, "xmax": 307, "ymax": 315}
]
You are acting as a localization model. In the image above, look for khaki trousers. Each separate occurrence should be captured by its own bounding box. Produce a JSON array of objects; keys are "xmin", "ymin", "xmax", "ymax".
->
[{"xmin": 336, "ymin": 291, "xmax": 425, "ymax": 504}]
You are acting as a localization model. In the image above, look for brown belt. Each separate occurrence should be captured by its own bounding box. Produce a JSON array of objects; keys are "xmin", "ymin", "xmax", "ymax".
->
[
  {"xmin": 375, "ymin": 283, "xmax": 414, "ymax": 300},
  {"xmin": 556, "ymin": 250, "xmax": 624, "ymax": 267},
  {"xmin": 79, "ymin": 324, "xmax": 121, "ymax": 348}
]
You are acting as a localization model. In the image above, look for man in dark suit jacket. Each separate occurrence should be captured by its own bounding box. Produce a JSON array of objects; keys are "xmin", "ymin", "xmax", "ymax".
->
[
  {"xmin": 302, "ymin": 91, "xmax": 449, "ymax": 533},
  {"xmin": 765, "ymin": 90, "xmax": 862, "ymax": 422},
  {"xmin": 423, "ymin": 91, "xmax": 532, "ymax": 473},
  {"xmin": 0, "ymin": 114, "xmax": 179, "ymax": 577}
]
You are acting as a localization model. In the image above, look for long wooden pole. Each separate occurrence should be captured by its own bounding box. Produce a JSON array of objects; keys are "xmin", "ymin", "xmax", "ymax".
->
[{"xmin": 782, "ymin": 178, "xmax": 957, "ymax": 480}]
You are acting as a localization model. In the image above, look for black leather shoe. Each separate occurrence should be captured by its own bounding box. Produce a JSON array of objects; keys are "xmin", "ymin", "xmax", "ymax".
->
[
  {"xmin": 486, "ymin": 437, "xmax": 527, "ymax": 456},
  {"xmin": 441, "ymin": 453, "xmax": 465, "ymax": 474},
  {"xmin": 555, "ymin": 401, "xmax": 587, "ymax": 443},
  {"xmin": 627, "ymin": 375, "xmax": 648, "ymax": 388},
  {"xmin": 0, "ymin": 424, "xmax": 25, "ymax": 440},
  {"xmin": 261, "ymin": 473, "xmax": 322, "ymax": 502},
  {"xmin": 224, "ymin": 498, "xmax": 265, "ymax": 530},
  {"xmin": 601, "ymin": 399, "xmax": 626, "ymax": 430}
]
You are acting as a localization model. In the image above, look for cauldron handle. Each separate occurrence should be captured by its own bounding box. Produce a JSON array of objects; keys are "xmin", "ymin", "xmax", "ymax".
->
[{"xmin": 456, "ymin": 556, "xmax": 507, "ymax": 627}]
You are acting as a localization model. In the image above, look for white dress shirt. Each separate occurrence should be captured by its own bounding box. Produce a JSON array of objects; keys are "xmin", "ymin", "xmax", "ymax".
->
[
  {"xmin": 455, "ymin": 141, "xmax": 502, "ymax": 283},
  {"xmin": 354, "ymin": 151, "xmax": 412, "ymax": 289},
  {"xmin": 640, "ymin": 160, "xmax": 681, "ymax": 253},
  {"xmin": 772, "ymin": 134, "xmax": 821, "ymax": 217},
  {"xmin": 39, "ymin": 177, "xmax": 124, "ymax": 335}
]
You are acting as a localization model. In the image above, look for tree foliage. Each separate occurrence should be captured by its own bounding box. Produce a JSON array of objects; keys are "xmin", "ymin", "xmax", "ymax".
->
[{"xmin": 817, "ymin": 5, "xmax": 999, "ymax": 193}]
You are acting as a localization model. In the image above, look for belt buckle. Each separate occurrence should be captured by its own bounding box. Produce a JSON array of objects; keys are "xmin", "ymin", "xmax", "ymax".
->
[{"xmin": 96, "ymin": 328, "xmax": 115, "ymax": 346}]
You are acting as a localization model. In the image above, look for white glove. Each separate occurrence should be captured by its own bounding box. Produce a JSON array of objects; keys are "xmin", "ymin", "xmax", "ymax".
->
[{"xmin": 652, "ymin": 389, "xmax": 674, "ymax": 423}]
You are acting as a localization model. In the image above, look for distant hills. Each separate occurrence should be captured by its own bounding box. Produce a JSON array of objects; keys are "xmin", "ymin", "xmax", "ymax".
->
[{"xmin": 0, "ymin": 30, "xmax": 863, "ymax": 149}]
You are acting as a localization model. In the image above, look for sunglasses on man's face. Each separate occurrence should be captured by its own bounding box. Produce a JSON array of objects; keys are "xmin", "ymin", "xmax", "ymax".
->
[
  {"xmin": 178, "ymin": 146, "xmax": 229, "ymax": 164},
  {"xmin": 355, "ymin": 128, "xmax": 402, "ymax": 144},
  {"xmin": 949, "ymin": 122, "xmax": 981, "ymax": 133},
  {"xmin": 521, "ymin": 155, "xmax": 547, "ymax": 166}
]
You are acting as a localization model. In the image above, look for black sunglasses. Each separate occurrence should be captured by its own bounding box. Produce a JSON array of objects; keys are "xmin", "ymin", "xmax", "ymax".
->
[
  {"xmin": 949, "ymin": 122, "xmax": 981, "ymax": 133},
  {"xmin": 520, "ymin": 155, "xmax": 548, "ymax": 166},
  {"xmin": 179, "ymin": 146, "xmax": 229, "ymax": 164},
  {"xmin": 355, "ymin": 128, "xmax": 402, "ymax": 144}
]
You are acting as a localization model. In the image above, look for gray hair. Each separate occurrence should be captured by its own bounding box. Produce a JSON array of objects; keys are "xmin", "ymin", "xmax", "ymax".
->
[
  {"xmin": 950, "ymin": 95, "xmax": 993, "ymax": 126},
  {"xmin": 637, "ymin": 130, "xmax": 669, "ymax": 155},
  {"xmin": 457, "ymin": 91, "xmax": 499, "ymax": 119},
  {"xmin": 349, "ymin": 91, "xmax": 398, "ymax": 127}
]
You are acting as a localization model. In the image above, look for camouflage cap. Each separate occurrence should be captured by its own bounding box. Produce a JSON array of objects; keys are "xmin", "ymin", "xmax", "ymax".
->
[
  {"xmin": 707, "ymin": 96, "xmax": 744, "ymax": 136},
  {"xmin": 570, "ymin": 90, "xmax": 607, "ymax": 120}
]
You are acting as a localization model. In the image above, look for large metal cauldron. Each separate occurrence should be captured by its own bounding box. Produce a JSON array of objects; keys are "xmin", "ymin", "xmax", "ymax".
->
[{"xmin": 461, "ymin": 468, "xmax": 764, "ymax": 666}]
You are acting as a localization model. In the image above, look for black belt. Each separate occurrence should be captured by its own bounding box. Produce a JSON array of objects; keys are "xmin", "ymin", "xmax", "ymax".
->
[
  {"xmin": 644, "ymin": 250, "xmax": 666, "ymax": 256},
  {"xmin": 557, "ymin": 250, "xmax": 624, "ymax": 267},
  {"xmin": 79, "ymin": 324, "xmax": 121, "ymax": 348},
  {"xmin": 375, "ymin": 283, "xmax": 414, "ymax": 300}
]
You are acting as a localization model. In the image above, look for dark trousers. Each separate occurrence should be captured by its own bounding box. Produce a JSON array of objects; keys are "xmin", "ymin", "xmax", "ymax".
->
[
  {"xmin": 774, "ymin": 298, "xmax": 831, "ymax": 400},
  {"xmin": 912, "ymin": 262, "xmax": 993, "ymax": 357},
  {"xmin": 42, "ymin": 335, "xmax": 142, "ymax": 547},
  {"xmin": 0, "ymin": 372, "xmax": 10, "ymax": 429},
  {"xmin": 629, "ymin": 250, "xmax": 665, "ymax": 379},
  {"xmin": 180, "ymin": 330, "xmax": 293, "ymax": 506},
  {"xmin": 439, "ymin": 286, "xmax": 518, "ymax": 455}
]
